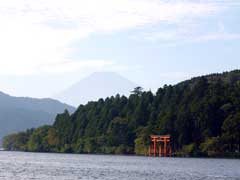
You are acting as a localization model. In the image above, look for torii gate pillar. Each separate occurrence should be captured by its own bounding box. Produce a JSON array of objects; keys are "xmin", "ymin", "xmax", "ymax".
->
[{"xmin": 149, "ymin": 135, "xmax": 172, "ymax": 157}]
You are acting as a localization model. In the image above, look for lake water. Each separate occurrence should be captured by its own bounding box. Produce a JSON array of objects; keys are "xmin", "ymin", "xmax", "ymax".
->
[{"xmin": 0, "ymin": 151, "xmax": 239, "ymax": 180}]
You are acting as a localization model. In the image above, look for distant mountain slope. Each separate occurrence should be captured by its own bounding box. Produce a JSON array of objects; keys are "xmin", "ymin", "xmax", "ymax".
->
[
  {"xmin": 54, "ymin": 72, "xmax": 138, "ymax": 106},
  {"xmin": 0, "ymin": 91, "xmax": 75, "ymax": 141}
]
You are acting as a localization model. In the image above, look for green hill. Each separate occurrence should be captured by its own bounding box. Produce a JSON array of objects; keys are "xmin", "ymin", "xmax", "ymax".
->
[{"xmin": 3, "ymin": 70, "xmax": 240, "ymax": 157}]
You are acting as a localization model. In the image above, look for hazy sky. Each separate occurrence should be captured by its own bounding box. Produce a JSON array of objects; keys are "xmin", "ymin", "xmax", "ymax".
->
[{"xmin": 0, "ymin": 0, "xmax": 240, "ymax": 98}]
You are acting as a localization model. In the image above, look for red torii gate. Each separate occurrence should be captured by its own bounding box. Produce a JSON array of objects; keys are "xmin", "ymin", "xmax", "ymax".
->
[{"xmin": 149, "ymin": 135, "xmax": 172, "ymax": 157}]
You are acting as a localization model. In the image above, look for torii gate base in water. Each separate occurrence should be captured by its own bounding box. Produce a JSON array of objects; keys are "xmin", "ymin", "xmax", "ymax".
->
[{"xmin": 149, "ymin": 135, "xmax": 172, "ymax": 157}]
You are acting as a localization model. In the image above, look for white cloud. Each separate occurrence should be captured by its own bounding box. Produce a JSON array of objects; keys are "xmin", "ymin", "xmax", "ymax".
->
[
  {"xmin": 40, "ymin": 60, "xmax": 115, "ymax": 74},
  {"xmin": 141, "ymin": 20, "xmax": 240, "ymax": 45},
  {"xmin": 0, "ymin": 0, "xmax": 229, "ymax": 75}
]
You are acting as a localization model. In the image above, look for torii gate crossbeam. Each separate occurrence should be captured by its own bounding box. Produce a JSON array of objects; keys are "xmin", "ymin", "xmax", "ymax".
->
[{"xmin": 149, "ymin": 135, "xmax": 172, "ymax": 157}]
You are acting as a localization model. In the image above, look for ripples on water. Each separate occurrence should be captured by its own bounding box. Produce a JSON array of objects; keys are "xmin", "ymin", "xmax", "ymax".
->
[{"xmin": 0, "ymin": 151, "xmax": 239, "ymax": 180}]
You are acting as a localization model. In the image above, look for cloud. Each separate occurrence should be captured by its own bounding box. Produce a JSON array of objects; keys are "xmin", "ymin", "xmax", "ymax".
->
[
  {"xmin": 0, "ymin": 0, "xmax": 232, "ymax": 75},
  {"xmin": 131, "ymin": 1, "xmax": 240, "ymax": 44},
  {"xmin": 40, "ymin": 60, "xmax": 115, "ymax": 74},
  {"xmin": 141, "ymin": 20, "xmax": 240, "ymax": 45}
]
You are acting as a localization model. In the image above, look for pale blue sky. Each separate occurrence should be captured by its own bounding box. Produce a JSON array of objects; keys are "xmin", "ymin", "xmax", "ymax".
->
[{"xmin": 0, "ymin": 0, "xmax": 239, "ymax": 98}]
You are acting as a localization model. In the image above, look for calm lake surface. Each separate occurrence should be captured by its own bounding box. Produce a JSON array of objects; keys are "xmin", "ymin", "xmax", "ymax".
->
[{"xmin": 0, "ymin": 151, "xmax": 239, "ymax": 180}]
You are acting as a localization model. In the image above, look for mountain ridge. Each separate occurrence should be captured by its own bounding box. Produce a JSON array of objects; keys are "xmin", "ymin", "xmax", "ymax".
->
[{"xmin": 0, "ymin": 91, "xmax": 75, "ymax": 141}]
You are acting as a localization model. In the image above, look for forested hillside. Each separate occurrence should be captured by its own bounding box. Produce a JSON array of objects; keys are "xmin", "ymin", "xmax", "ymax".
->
[{"xmin": 3, "ymin": 70, "xmax": 240, "ymax": 157}]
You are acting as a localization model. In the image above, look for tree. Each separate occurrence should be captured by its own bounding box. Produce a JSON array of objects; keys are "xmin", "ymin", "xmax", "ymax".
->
[
  {"xmin": 27, "ymin": 126, "xmax": 50, "ymax": 152},
  {"xmin": 221, "ymin": 113, "xmax": 240, "ymax": 152},
  {"xmin": 200, "ymin": 137, "xmax": 223, "ymax": 156},
  {"xmin": 131, "ymin": 87, "xmax": 144, "ymax": 96}
]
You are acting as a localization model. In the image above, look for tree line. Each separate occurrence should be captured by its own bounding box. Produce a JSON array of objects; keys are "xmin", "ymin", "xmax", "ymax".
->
[{"xmin": 3, "ymin": 70, "xmax": 240, "ymax": 157}]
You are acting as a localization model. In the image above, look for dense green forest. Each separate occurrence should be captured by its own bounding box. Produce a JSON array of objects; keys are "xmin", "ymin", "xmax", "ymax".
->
[{"xmin": 3, "ymin": 70, "xmax": 240, "ymax": 157}]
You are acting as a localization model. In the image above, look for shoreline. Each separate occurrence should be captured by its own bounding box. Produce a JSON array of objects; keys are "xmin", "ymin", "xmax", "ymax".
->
[{"xmin": 1, "ymin": 150, "xmax": 239, "ymax": 159}]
